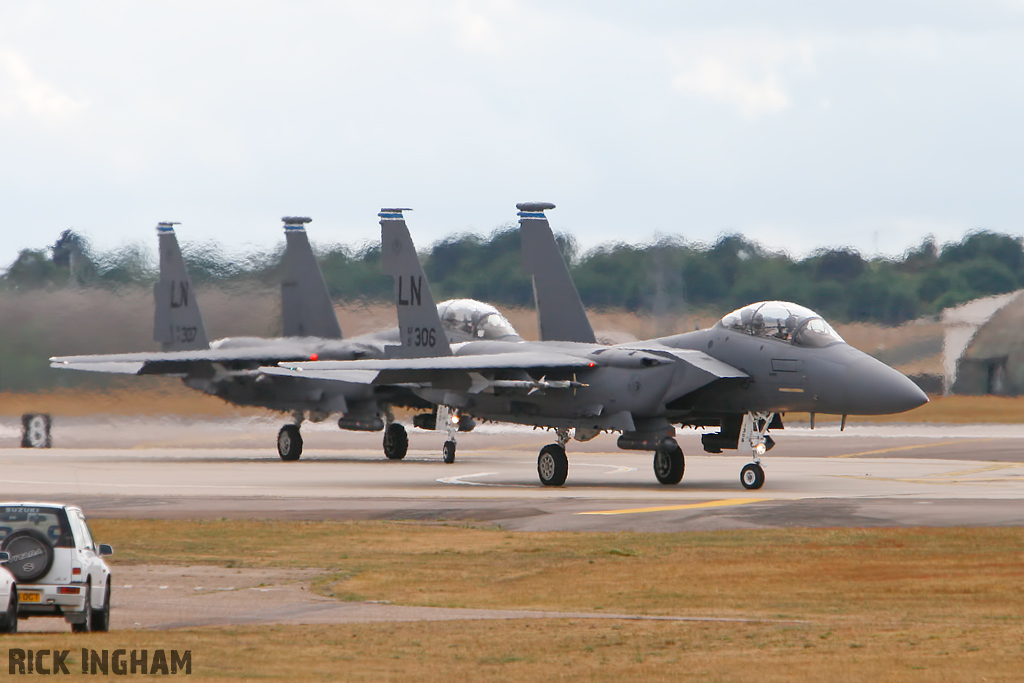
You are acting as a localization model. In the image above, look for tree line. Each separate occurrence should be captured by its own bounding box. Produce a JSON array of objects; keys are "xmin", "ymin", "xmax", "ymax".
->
[{"xmin": 3, "ymin": 227, "xmax": 1023, "ymax": 326}]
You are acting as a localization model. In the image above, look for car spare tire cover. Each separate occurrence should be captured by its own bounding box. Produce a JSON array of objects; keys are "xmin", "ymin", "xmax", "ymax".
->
[{"xmin": 1, "ymin": 529, "xmax": 55, "ymax": 582}]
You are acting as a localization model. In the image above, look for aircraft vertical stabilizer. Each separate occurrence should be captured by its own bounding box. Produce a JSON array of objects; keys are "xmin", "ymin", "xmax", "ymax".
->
[
  {"xmin": 379, "ymin": 209, "xmax": 452, "ymax": 358},
  {"xmin": 518, "ymin": 202, "xmax": 596, "ymax": 344},
  {"xmin": 153, "ymin": 222, "xmax": 210, "ymax": 351},
  {"xmin": 280, "ymin": 217, "xmax": 343, "ymax": 339}
]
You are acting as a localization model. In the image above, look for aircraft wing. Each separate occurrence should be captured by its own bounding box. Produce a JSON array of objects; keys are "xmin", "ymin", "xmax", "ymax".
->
[
  {"xmin": 50, "ymin": 344, "xmax": 326, "ymax": 376},
  {"xmin": 49, "ymin": 361, "xmax": 147, "ymax": 374},
  {"xmin": 280, "ymin": 351, "xmax": 594, "ymax": 373}
]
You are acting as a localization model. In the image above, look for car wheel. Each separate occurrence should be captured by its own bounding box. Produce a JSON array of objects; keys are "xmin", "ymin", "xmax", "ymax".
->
[
  {"xmin": 91, "ymin": 579, "xmax": 111, "ymax": 632},
  {"xmin": 1, "ymin": 529, "xmax": 55, "ymax": 583},
  {"xmin": 71, "ymin": 582, "xmax": 91, "ymax": 633},
  {"xmin": 1, "ymin": 591, "xmax": 16, "ymax": 634}
]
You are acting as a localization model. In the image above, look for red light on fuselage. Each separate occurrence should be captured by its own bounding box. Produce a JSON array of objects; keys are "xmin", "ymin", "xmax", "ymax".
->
[{"xmin": 310, "ymin": 353, "xmax": 319, "ymax": 361}]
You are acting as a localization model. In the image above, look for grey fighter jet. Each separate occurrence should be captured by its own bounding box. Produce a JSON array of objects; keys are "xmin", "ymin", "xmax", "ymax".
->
[
  {"xmin": 50, "ymin": 217, "xmax": 523, "ymax": 461},
  {"xmin": 266, "ymin": 204, "xmax": 928, "ymax": 490}
]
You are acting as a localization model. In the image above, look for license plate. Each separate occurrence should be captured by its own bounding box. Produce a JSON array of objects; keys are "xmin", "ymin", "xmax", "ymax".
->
[{"xmin": 19, "ymin": 592, "xmax": 41, "ymax": 603}]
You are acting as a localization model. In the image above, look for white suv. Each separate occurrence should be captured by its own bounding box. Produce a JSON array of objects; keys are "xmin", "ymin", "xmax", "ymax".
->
[
  {"xmin": 0, "ymin": 503, "xmax": 113, "ymax": 632},
  {"xmin": 1, "ymin": 552, "xmax": 16, "ymax": 633}
]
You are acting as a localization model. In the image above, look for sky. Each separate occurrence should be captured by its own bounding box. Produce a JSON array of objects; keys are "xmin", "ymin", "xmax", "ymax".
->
[{"xmin": 2, "ymin": 1, "xmax": 1023, "ymax": 270}]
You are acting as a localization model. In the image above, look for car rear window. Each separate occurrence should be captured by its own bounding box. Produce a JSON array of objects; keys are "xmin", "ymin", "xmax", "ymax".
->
[{"xmin": 0, "ymin": 505, "xmax": 74, "ymax": 548}]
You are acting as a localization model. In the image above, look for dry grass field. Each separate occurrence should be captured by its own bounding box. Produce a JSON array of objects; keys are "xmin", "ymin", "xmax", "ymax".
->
[{"xmin": 13, "ymin": 520, "xmax": 1023, "ymax": 681}]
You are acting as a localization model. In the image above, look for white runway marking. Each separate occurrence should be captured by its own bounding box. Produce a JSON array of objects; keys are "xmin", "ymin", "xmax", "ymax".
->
[
  {"xmin": 435, "ymin": 472, "xmax": 532, "ymax": 487},
  {"xmin": 437, "ymin": 463, "xmax": 634, "ymax": 487},
  {"xmin": 573, "ymin": 463, "xmax": 636, "ymax": 474}
]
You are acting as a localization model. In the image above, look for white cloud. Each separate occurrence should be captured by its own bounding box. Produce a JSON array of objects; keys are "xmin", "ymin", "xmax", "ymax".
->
[
  {"xmin": 669, "ymin": 34, "xmax": 817, "ymax": 119},
  {"xmin": 0, "ymin": 49, "xmax": 88, "ymax": 124},
  {"xmin": 449, "ymin": 0, "xmax": 518, "ymax": 54}
]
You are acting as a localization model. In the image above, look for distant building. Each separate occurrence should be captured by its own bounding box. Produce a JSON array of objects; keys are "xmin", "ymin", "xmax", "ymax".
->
[{"xmin": 942, "ymin": 290, "xmax": 1024, "ymax": 396}]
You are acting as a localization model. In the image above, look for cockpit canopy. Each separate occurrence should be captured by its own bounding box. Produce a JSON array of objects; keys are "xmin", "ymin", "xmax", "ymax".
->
[
  {"xmin": 437, "ymin": 299, "xmax": 522, "ymax": 341},
  {"xmin": 719, "ymin": 301, "xmax": 845, "ymax": 348}
]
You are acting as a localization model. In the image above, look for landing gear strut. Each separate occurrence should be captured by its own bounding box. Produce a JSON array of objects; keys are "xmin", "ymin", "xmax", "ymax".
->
[
  {"xmin": 438, "ymin": 406, "xmax": 458, "ymax": 464},
  {"xmin": 277, "ymin": 412, "xmax": 304, "ymax": 461},
  {"xmin": 382, "ymin": 408, "xmax": 408, "ymax": 460},
  {"xmin": 653, "ymin": 438, "xmax": 685, "ymax": 485},
  {"xmin": 537, "ymin": 429, "xmax": 570, "ymax": 486},
  {"xmin": 738, "ymin": 412, "xmax": 774, "ymax": 490}
]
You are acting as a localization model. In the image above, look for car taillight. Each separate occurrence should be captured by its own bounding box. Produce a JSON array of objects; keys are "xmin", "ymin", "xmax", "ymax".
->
[
  {"xmin": 58, "ymin": 587, "xmax": 81, "ymax": 595},
  {"xmin": 72, "ymin": 568, "xmax": 81, "ymax": 575}
]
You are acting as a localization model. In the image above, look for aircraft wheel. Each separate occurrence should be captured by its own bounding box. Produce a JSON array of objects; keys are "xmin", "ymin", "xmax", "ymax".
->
[
  {"xmin": 653, "ymin": 442, "xmax": 685, "ymax": 485},
  {"xmin": 277, "ymin": 424, "xmax": 303, "ymax": 461},
  {"xmin": 537, "ymin": 444, "xmax": 568, "ymax": 487},
  {"xmin": 383, "ymin": 423, "xmax": 408, "ymax": 460},
  {"xmin": 740, "ymin": 463, "xmax": 765, "ymax": 490},
  {"xmin": 443, "ymin": 440, "xmax": 456, "ymax": 464}
]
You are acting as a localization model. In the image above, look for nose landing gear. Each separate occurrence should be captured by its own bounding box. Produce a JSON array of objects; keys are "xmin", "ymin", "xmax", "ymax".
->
[
  {"xmin": 740, "ymin": 462, "xmax": 765, "ymax": 489},
  {"xmin": 438, "ymin": 406, "xmax": 459, "ymax": 463},
  {"xmin": 739, "ymin": 412, "xmax": 775, "ymax": 490}
]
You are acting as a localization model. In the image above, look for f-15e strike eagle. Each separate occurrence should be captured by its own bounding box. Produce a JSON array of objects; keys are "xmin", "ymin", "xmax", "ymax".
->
[
  {"xmin": 265, "ymin": 204, "xmax": 929, "ymax": 490},
  {"xmin": 49, "ymin": 217, "xmax": 522, "ymax": 461}
]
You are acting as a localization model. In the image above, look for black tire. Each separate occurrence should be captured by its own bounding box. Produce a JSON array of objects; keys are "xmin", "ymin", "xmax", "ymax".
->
[
  {"xmin": 740, "ymin": 463, "xmax": 765, "ymax": 490},
  {"xmin": 277, "ymin": 424, "xmax": 303, "ymax": 461},
  {"xmin": 1, "ymin": 591, "xmax": 16, "ymax": 634},
  {"xmin": 91, "ymin": 579, "xmax": 111, "ymax": 632},
  {"xmin": 442, "ymin": 440, "xmax": 456, "ymax": 464},
  {"xmin": 71, "ymin": 582, "xmax": 91, "ymax": 633},
  {"xmin": 537, "ymin": 444, "xmax": 568, "ymax": 487},
  {"xmin": 1, "ymin": 529, "xmax": 54, "ymax": 583},
  {"xmin": 383, "ymin": 423, "xmax": 409, "ymax": 460},
  {"xmin": 653, "ymin": 442, "xmax": 685, "ymax": 485}
]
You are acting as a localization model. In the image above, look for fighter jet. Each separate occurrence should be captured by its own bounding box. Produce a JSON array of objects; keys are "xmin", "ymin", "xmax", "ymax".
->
[
  {"xmin": 265, "ymin": 204, "xmax": 928, "ymax": 490},
  {"xmin": 50, "ymin": 217, "xmax": 523, "ymax": 461}
]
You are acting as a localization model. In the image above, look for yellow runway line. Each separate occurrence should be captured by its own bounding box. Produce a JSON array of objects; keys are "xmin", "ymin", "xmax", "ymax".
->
[
  {"xmin": 578, "ymin": 498, "xmax": 771, "ymax": 516},
  {"xmin": 831, "ymin": 439, "xmax": 994, "ymax": 458}
]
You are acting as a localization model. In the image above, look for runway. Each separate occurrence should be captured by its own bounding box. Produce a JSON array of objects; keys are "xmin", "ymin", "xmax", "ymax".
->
[{"xmin": 1, "ymin": 417, "xmax": 1022, "ymax": 531}]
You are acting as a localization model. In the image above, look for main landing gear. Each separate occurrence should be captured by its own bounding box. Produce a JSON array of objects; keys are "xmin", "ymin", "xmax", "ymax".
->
[
  {"xmin": 537, "ymin": 429, "xmax": 570, "ymax": 486},
  {"xmin": 738, "ymin": 412, "xmax": 774, "ymax": 490},
  {"xmin": 382, "ymin": 408, "xmax": 408, "ymax": 460},
  {"xmin": 653, "ymin": 439, "xmax": 685, "ymax": 485},
  {"xmin": 277, "ymin": 412, "xmax": 304, "ymax": 461}
]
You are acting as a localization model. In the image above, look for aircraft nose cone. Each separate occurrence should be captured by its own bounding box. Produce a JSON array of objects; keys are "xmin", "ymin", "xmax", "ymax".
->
[{"xmin": 843, "ymin": 357, "xmax": 929, "ymax": 415}]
